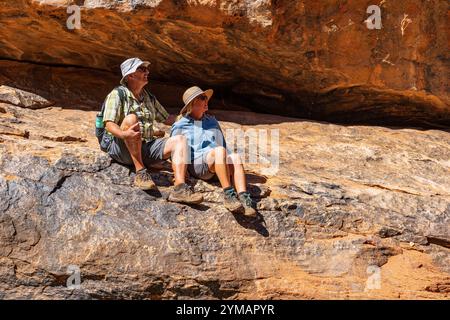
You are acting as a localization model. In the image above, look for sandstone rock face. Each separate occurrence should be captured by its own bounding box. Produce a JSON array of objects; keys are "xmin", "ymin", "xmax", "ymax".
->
[
  {"xmin": 0, "ymin": 85, "xmax": 54, "ymax": 109},
  {"xmin": 0, "ymin": 87, "xmax": 449, "ymax": 299},
  {"xmin": 0, "ymin": 0, "xmax": 448, "ymax": 125}
]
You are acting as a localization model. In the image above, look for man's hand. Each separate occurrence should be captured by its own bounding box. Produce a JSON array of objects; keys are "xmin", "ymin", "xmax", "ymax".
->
[{"xmin": 121, "ymin": 122, "xmax": 141, "ymax": 140}]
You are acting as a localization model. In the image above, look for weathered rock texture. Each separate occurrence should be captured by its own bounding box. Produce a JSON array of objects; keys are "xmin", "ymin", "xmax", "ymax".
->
[
  {"xmin": 0, "ymin": 0, "xmax": 449, "ymax": 126},
  {"xmin": 0, "ymin": 87, "xmax": 449, "ymax": 299}
]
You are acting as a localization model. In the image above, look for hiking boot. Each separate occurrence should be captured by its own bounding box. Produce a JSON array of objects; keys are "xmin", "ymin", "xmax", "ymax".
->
[
  {"xmin": 223, "ymin": 187, "xmax": 244, "ymax": 214},
  {"xmin": 168, "ymin": 183, "xmax": 203, "ymax": 204},
  {"xmin": 239, "ymin": 192, "xmax": 257, "ymax": 217},
  {"xmin": 134, "ymin": 168, "xmax": 156, "ymax": 190}
]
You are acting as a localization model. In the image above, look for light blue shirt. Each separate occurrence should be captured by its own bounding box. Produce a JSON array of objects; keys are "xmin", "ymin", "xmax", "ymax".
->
[{"xmin": 170, "ymin": 114, "xmax": 227, "ymax": 163}]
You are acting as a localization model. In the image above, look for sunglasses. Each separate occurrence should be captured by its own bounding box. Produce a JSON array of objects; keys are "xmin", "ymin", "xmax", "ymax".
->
[
  {"xmin": 136, "ymin": 66, "xmax": 149, "ymax": 72},
  {"xmin": 197, "ymin": 95, "xmax": 208, "ymax": 101}
]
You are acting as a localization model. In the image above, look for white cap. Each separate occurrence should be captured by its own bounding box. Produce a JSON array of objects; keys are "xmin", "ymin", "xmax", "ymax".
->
[{"xmin": 120, "ymin": 57, "xmax": 150, "ymax": 85}]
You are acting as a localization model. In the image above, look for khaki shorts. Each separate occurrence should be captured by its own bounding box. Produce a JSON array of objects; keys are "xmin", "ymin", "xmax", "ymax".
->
[
  {"xmin": 188, "ymin": 151, "xmax": 215, "ymax": 181},
  {"xmin": 107, "ymin": 136, "xmax": 168, "ymax": 168}
]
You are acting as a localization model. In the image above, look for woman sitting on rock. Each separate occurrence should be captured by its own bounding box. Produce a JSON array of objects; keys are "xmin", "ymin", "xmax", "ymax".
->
[{"xmin": 170, "ymin": 86, "xmax": 256, "ymax": 217}]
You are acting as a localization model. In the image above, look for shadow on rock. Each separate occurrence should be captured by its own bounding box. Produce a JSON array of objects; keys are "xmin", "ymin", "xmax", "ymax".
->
[
  {"xmin": 232, "ymin": 212, "xmax": 269, "ymax": 237},
  {"xmin": 246, "ymin": 173, "xmax": 267, "ymax": 184},
  {"xmin": 144, "ymin": 189, "xmax": 164, "ymax": 199},
  {"xmin": 187, "ymin": 203, "xmax": 211, "ymax": 212}
]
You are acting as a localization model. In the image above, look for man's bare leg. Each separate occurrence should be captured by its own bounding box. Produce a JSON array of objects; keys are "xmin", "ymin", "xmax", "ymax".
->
[
  {"xmin": 163, "ymin": 135, "xmax": 189, "ymax": 186},
  {"xmin": 120, "ymin": 114, "xmax": 144, "ymax": 172},
  {"xmin": 117, "ymin": 114, "xmax": 156, "ymax": 190}
]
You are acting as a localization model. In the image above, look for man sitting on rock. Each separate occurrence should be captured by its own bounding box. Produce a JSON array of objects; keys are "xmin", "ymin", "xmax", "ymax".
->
[{"xmin": 100, "ymin": 57, "xmax": 203, "ymax": 205}]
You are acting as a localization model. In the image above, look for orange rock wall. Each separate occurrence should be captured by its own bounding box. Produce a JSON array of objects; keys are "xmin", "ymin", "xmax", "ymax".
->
[{"xmin": 0, "ymin": 0, "xmax": 448, "ymax": 124}]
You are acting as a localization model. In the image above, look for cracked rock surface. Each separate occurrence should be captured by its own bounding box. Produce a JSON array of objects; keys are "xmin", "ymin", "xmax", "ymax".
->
[{"xmin": 0, "ymin": 87, "xmax": 449, "ymax": 299}]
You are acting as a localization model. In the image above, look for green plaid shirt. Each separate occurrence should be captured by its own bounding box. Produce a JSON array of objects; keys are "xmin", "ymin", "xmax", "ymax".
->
[{"xmin": 102, "ymin": 86, "xmax": 169, "ymax": 142}]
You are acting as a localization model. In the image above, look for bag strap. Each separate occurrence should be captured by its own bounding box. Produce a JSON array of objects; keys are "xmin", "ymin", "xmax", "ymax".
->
[
  {"xmin": 143, "ymin": 88, "xmax": 155, "ymax": 101},
  {"xmin": 98, "ymin": 85, "xmax": 128, "ymax": 117}
]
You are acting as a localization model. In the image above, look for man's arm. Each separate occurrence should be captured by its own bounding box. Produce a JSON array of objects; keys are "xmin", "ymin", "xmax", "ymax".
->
[{"xmin": 105, "ymin": 121, "xmax": 140, "ymax": 140}]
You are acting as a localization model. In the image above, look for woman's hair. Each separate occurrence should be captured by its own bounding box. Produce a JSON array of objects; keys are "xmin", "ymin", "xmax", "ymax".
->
[{"xmin": 177, "ymin": 100, "xmax": 193, "ymax": 121}]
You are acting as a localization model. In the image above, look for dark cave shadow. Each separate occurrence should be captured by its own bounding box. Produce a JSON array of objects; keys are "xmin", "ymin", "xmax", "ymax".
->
[
  {"xmin": 2, "ymin": 60, "xmax": 448, "ymax": 132},
  {"xmin": 4, "ymin": 81, "xmax": 447, "ymax": 132},
  {"xmin": 332, "ymin": 118, "xmax": 450, "ymax": 132},
  {"xmin": 209, "ymin": 109, "xmax": 450, "ymax": 132}
]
